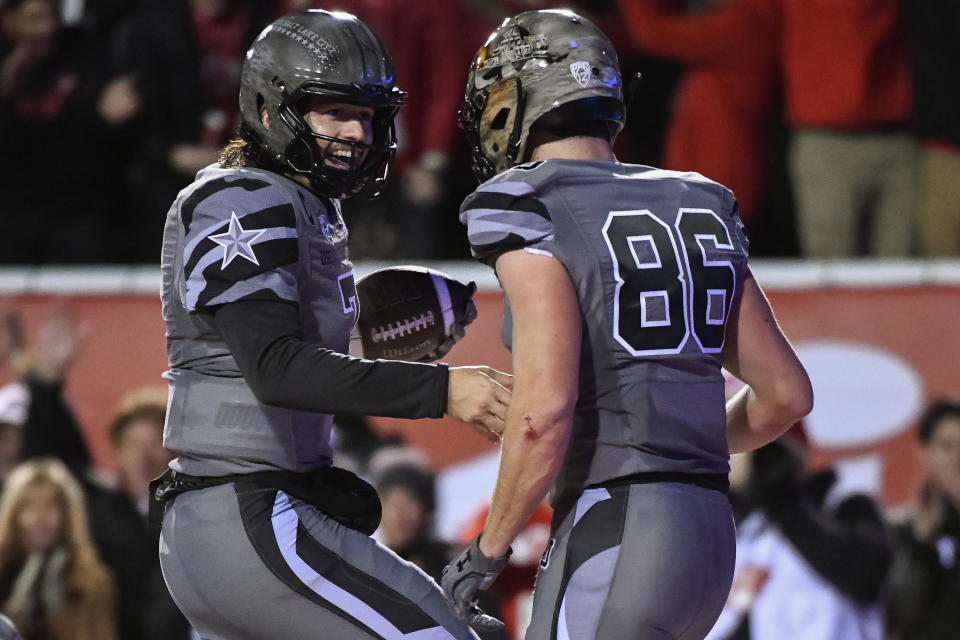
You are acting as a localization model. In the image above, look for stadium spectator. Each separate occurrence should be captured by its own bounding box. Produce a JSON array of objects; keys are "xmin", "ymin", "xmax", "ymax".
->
[
  {"xmin": 110, "ymin": 0, "xmax": 284, "ymax": 261},
  {"xmin": 86, "ymin": 388, "xmax": 190, "ymax": 640},
  {"xmin": 329, "ymin": 413, "xmax": 386, "ymax": 476},
  {"xmin": 707, "ymin": 430, "xmax": 891, "ymax": 640},
  {"xmin": 780, "ymin": 0, "xmax": 917, "ymax": 257},
  {"xmin": 0, "ymin": 458, "xmax": 118, "ymax": 640},
  {"xmin": 0, "ymin": 384, "xmax": 29, "ymax": 487},
  {"xmin": 0, "ymin": 0, "xmax": 127, "ymax": 263},
  {"xmin": 0, "ymin": 308, "xmax": 188, "ymax": 638},
  {"xmin": 616, "ymin": 0, "xmax": 779, "ymax": 230},
  {"xmin": 885, "ymin": 400, "xmax": 960, "ymax": 640},
  {"xmin": 369, "ymin": 447, "xmax": 452, "ymax": 582},
  {"xmin": 107, "ymin": 388, "xmax": 173, "ymax": 515},
  {"xmin": 902, "ymin": 1, "xmax": 960, "ymax": 257},
  {"xmin": 1, "ymin": 307, "xmax": 92, "ymax": 479}
]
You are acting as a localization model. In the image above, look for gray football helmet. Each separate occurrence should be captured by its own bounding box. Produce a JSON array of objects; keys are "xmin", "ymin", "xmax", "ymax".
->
[
  {"xmin": 460, "ymin": 10, "xmax": 625, "ymax": 183},
  {"xmin": 239, "ymin": 10, "xmax": 405, "ymax": 198}
]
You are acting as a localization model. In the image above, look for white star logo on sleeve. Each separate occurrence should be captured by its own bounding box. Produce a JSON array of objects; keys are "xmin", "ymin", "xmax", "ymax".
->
[{"xmin": 208, "ymin": 212, "xmax": 266, "ymax": 269}]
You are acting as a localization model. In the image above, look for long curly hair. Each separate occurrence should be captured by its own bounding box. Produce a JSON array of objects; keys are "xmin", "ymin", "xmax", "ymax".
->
[
  {"xmin": 219, "ymin": 123, "xmax": 269, "ymax": 169},
  {"xmin": 0, "ymin": 459, "xmax": 108, "ymax": 601}
]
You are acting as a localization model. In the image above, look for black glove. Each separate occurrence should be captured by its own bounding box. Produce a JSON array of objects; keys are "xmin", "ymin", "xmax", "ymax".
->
[
  {"xmin": 417, "ymin": 298, "xmax": 478, "ymax": 363},
  {"xmin": 440, "ymin": 535, "xmax": 511, "ymax": 632}
]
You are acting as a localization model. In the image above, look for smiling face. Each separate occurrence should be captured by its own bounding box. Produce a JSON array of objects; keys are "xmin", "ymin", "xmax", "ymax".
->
[{"xmin": 299, "ymin": 96, "xmax": 375, "ymax": 171}]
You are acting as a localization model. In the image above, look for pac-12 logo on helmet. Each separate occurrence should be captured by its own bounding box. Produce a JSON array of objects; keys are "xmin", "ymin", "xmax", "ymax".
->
[{"xmin": 569, "ymin": 61, "xmax": 592, "ymax": 87}]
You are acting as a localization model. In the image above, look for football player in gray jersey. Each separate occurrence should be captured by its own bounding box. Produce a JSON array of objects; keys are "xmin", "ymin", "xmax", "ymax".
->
[
  {"xmin": 156, "ymin": 10, "xmax": 511, "ymax": 640},
  {"xmin": 441, "ymin": 10, "xmax": 814, "ymax": 640}
]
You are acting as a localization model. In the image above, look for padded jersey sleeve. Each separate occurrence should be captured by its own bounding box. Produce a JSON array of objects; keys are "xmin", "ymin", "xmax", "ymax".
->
[
  {"xmin": 180, "ymin": 175, "xmax": 301, "ymax": 311},
  {"xmin": 459, "ymin": 174, "xmax": 556, "ymax": 266}
]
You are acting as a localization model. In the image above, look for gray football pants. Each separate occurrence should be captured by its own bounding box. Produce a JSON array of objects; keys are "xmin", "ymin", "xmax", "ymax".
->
[
  {"xmin": 527, "ymin": 482, "xmax": 735, "ymax": 640},
  {"xmin": 159, "ymin": 481, "xmax": 477, "ymax": 640}
]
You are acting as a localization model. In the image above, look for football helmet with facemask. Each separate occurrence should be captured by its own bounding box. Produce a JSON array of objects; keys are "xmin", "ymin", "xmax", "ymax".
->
[
  {"xmin": 239, "ymin": 10, "xmax": 405, "ymax": 198},
  {"xmin": 460, "ymin": 10, "xmax": 625, "ymax": 183}
]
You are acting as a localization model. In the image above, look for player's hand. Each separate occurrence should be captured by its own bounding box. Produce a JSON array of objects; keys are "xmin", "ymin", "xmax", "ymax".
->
[
  {"xmin": 417, "ymin": 299, "xmax": 477, "ymax": 363},
  {"xmin": 446, "ymin": 366, "xmax": 511, "ymax": 441},
  {"xmin": 441, "ymin": 536, "xmax": 511, "ymax": 633}
]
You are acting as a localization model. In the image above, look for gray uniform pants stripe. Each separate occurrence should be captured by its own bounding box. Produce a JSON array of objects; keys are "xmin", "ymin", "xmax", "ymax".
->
[
  {"xmin": 159, "ymin": 482, "xmax": 476, "ymax": 640},
  {"xmin": 235, "ymin": 482, "xmax": 440, "ymax": 637},
  {"xmin": 527, "ymin": 482, "xmax": 735, "ymax": 640}
]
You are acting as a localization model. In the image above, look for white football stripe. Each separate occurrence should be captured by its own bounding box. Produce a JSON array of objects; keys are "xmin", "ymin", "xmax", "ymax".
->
[{"xmin": 431, "ymin": 274, "xmax": 456, "ymax": 335}]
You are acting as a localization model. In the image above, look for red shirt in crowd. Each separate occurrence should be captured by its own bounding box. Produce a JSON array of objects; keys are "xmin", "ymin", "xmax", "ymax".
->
[
  {"xmin": 780, "ymin": 0, "xmax": 911, "ymax": 129},
  {"xmin": 617, "ymin": 0, "xmax": 780, "ymax": 226}
]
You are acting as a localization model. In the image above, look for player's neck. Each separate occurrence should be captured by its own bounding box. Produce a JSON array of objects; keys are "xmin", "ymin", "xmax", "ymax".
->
[{"xmin": 530, "ymin": 136, "xmax": 616, "ymax": 163}]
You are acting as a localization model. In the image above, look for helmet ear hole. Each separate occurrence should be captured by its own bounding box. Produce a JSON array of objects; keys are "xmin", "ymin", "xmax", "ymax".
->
[{"xmin": 490, "ymin": 108, "xmax": 510, "ymax": 131}]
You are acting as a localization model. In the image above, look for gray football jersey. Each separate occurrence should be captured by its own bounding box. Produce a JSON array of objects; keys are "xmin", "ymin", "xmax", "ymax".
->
[
  {"xmin": 161, "ymin": 165, "xmax": 358, "ymax": 476},
  {"xmin": 461, "ymin": 160, "xmax": 749, "ymax": 502}
]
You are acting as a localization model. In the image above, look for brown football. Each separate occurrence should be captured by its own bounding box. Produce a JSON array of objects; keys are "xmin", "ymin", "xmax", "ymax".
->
[{"xmin": 355, "ymin": 266, "xmax": 477, "ymax": 362}]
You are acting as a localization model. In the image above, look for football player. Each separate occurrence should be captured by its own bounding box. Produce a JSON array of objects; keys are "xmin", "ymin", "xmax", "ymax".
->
[
  {"xmin": 157, "ymin": 10, "xmax": 509, "ymax": 640},
  {"xmin": 441, "ymin": 10, "xmax": 814, "ymax": 640}
]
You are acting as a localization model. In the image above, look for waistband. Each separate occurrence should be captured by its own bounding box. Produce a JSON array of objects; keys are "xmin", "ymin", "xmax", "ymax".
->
[
  {"xmin": 587, "ymin": 471, "xmax": 729, "ymax": 494},
  {"xmin": 149, "ymin": 467, "xmax": 382, "ymax": 535}
]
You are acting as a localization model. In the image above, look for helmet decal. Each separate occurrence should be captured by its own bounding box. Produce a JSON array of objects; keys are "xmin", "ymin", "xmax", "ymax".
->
[
  {"xmin": 270, "ymin": 17, "xmax": 339, "ymax": 69},
  {"xmin": 460, "ymin": 10, "xmax": 625, "ymax": 183},
  {"xmin": 569, "ymin": 61, "xmax": 591, "ymax": 87},
  {"xmin": 479, "ymin": 26, "xmax": 548, "ymax": 68}
]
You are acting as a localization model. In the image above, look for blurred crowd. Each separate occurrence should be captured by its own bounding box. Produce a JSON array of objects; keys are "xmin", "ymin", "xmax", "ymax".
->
[
  {"xmin": 0, "ymin": 0, "xmax": 958, "ymax": 264},
  {"xmin": 0, "ymin": 307, "xmax": 954, "ymax": 640},
  {"xmin": 0, "ymin": 1, "xmax": 959, "ymax": 639}
]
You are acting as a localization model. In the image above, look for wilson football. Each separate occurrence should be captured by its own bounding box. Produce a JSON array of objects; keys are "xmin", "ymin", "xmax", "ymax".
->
[{"xmin": 355, "ymin": 266, "xmax": 477, "ymax": 362}]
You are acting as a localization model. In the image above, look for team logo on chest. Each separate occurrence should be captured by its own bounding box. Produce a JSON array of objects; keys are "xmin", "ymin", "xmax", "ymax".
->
[
  {"xmin": 570, "ymin": 61, "xmax": 591, "ymax": 87},
  {"xmin": 208, "ymin": 212, "xmax": 265, "ymax": 269},
  {"xmin": 317, "ymin": 214, "xmax": 335, "ymax": 241}
]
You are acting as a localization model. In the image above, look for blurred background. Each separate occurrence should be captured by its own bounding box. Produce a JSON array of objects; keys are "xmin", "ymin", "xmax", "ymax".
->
[{"xmin": 0, "ymin": 0, "xmax": 958, "ymax": 639}]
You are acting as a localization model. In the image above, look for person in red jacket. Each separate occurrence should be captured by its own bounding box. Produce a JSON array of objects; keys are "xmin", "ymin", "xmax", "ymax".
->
[
  {"xmin": 780, "ymin": 0, "xmax": 916, "ymax": 257},
  {"xmin": 616, "ymin": 0, "xmax": 780, "ymax": 229}
]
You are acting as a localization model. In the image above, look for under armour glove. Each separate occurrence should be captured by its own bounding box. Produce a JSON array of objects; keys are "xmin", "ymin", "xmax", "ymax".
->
[{"xmin": 440, "ymin": 535, "xmax": 511, "ymax": 633}]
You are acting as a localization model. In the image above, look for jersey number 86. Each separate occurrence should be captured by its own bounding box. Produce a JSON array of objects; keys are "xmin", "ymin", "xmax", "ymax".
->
[{"xmin": 602, "ymin": 208, "xmax": 742, "ymax": 356}]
